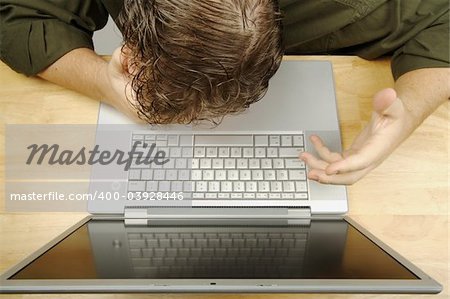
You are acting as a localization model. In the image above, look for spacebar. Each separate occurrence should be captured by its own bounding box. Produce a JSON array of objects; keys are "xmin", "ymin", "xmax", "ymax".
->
[{"xmin": 195, "ymin": 135, "xmax": 253, "ymax": 146}]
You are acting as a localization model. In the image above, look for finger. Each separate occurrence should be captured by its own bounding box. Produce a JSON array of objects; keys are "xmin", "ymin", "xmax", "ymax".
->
[
  {"xmin": 373, "ymin": 88, "xmax": 397, "ymax": 115},
  {"xmin": 348, "ymin": 124, "xmax": 371, "ymax": 152},
  {"xmin": 308, "ymin": 167, "xmax": 372, "ymax": 185},
  {"xmin": 310, "ymin": 135, "xmax": 343, "ymax": 163},
  {"xmin": 300, "ymin": 152, "xmax": 329, "ymax": 170},
  {"xmin": 325, "ymin": 144, "xmax": 380, "ymax": 174}
]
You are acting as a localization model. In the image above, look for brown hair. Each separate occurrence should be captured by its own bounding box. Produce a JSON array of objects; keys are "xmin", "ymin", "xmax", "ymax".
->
[{"xmin": 118, "ymin": 0, "xmax": 283, "ymax": 124}]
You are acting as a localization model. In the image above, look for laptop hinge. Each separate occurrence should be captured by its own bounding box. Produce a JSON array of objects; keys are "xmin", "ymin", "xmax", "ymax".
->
[{"xmin": 124, "ymin": 206, "xmax": 311, "ymax": 225}]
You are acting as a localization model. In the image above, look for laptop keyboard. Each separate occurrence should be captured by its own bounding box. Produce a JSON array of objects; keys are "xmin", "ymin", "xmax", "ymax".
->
[
  {"xmin": 127, "ymin": 228, "xmax": 308, "ymax": 278},
  {"xmin": 127, "ymin": 133, "xmax": 308, "ymax": 200}
]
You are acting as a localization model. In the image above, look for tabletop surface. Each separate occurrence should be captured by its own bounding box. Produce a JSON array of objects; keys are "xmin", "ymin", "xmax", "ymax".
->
[{"xmin": 0, "ymin": 56, "xmax": 448, "ymax": 299}]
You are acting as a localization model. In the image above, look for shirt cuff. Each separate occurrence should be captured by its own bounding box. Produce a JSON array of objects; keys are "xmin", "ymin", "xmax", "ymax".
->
[{"xmin": 391, "ymin": 53, "xmax": 450, "ymax": 80}]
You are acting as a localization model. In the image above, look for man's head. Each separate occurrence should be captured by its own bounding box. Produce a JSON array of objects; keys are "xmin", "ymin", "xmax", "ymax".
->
[{"xmin": 118, "ymin": 0, "xmax": 283, "ymax": 124}]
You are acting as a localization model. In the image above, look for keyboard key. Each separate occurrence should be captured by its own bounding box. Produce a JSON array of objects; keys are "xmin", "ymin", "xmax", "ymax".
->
[
  {"xmin": 279, "ymin": 147, "xmax": 302, "ymax": 157},
  {"xmin": 194, "ymin": 147, "xmax": 205, "ymax": 157},
  {"xmin": 243, "ymin": 148, "xmax": 253, "ymax": 157},
  {"xmin": 260, "ymin": 159, "xmax": 272, "ymax": 169},
  {"xmin": 267, "ymin": 148, "xmax": 278, "ymax": 157},
  {"xmin": 203, "ymin": 170, "xmax": 214, "ymax": 180},
  {"xmin": 249, "ymin": 159, "xmax": 260, "ymax": 169},
  {"xmin": 282, "ymin": 193, "xmax": 294, "ymax": 199},
  {"xmin": 153, "ymin": 170, "xmax": 165, "ymax": 180},
  {"xmin": 282, "ymin": 181, "xmax": 295, "ymax": 192},
  {"xmin": 285, "ymin": 159, "xmax": 305, "ymax": 169},
  {"xmin": 270, "ymin": 181, "xmax": 282, "ymax": 192},
  {"xmin": 244, "ymin": 193, "xmax": 256, "ymax": 199},
  {"xmin": 128, "ymin": 169, "xmax": 141, "ymax": 180},
  {"xmin": 230, "ymin": 148, "xmax": 241, "ymax": 157},
  {"xmin": 166, "ymin": 170, "xmax": 177, "ymax": 180},
  {"xmin": 191, "ymin": 158, "xmax": 199, "ymax": 169},
  {"xmin": 196, "ymin": 182, "xmax": 207, "ymax": 192},
  {"xmin": 218, "ymin": 193, "xmax": 230, "ymax": 199},
  {"xmin": 246, "ymin": 181, "xmax": 257, "ymax": 192},
  {"xmin": 258, "ymin": 182, "xmax": 270, "ymax": 192},
  {"xmin": 215, "ymin": 170, "xmax": 227, "ymax": 180},
  {"xmin": 295, "ymin": 181, "xmax": 308, "ymax": 192},
  {"xmin": 182, "ymin": 147, "xmax": 193, "ymax": 157},
  {"xmin": 177, "ymin": 135, "xmax": 193, "ymax": 147},
  {"xmin": 293, "ymin": 135, "xmax": 304, "ymax": 146},
  {"xmin": 231, "ymin": 193, "xmax": 243, "ymax": 199},
  {"xmin": 269, "ymin": 193, "xmax": 282, "ymax": 199},
  {"xmin": 159, "ymin": 181, "xmax": 171, "ymax": 191},
  {"xmin": 167, "ymin": 135, "xmax": 179, "ymax": 146},
  {"xmin": 205, "ymin": 192, "xmax": 217, "ymax": 199},
  {"xmin": 224, "ymin": 159, "xmax": 235, "ymax": 169},
  {"xmin": 141, "ymin": 169, "xmax": 153, "ymax": 180},
  {"xmin": 281, "ymin": 135, "xmax": 292, "ymax": 146},
  {"xmin": 294, "ymin": 193, "xmax": 308, "ymax": 199},
  {"xmin": 162, "ymin": 158, "xmax": 174, "ymax": 169},
  {"xmin": 175, "ymin": 158, "xmax": 187, "ymax": 169},
  {"xmin": 221, "ymin": 182, "xmax": 233, "ymax": 192},
  {"xmin": 193, "ymin": 193, "xmax": 205, "ymax": 199},
  {"xmin": 209, "ymin": 182, "xmax": 220, "ymax": 192},
  {"xmin": 195, "ymin": 135, "xmax": 253, "ymax": 146},
  {"xmin": 273, "ymin": 159, "xmax": 284, "ymax": 168},
  {"xmin": 178, "ymin": 170, "xmax": 190, "ymax": 180},
  {"xmin": 144, "ymin": 134, "xmax": 155, "ymax": 141},
  {"xmin": 254, "ymin": 135, "xmax": 268, "ymax": 146},
  {"xmin": 128, "ymin": 181, "xmax": 146, "ymax": 191},
  {"xmin": 276, "ymin": 170, "xmax": 288, "ymax": 180},
  {"xmin": 254, "ymin": 148, "xmax": 265, "ymax": 157},
  {"xmin": 264, "ymin": 170, "xmax": 276, "ymax": 180},
  {"xmin": 252, "ymin": 170, "xmax": 264, "ymax": 180},
  {"xmin": 228, "ymin": 170, "xmax": 239, "ymax": 180},
  {"xmin": 289, "ymin": 170, "xmax": 306, "ymax": 180},
  {"xmin": 146, "ymin": 181, "xmax": 158, "ymax": 192},
  {"xmin": 240, "ymin": 170, "xmax": 251, "ymax": 180},
  {"xmin": 256, "ymin": 193, "xmax": 269, "ymax": 199},
  {"xmin": 172, "ymin": 181, "xmax": 183, "ymax": 192},
  {"xmin": 183, "ymin": 181, "xmax": 194, "ymax": 192},
  {"xmin": 212, "ymin": 159, "xmax": 223, "ymax": 169},
  {"xmin": 170, "ymin": 147, "xmax": 182, "ymax": 157},
  {"xmin": 233, "ymin": 182, "xmax": 245, "ymax": 192},
  {"xmin": 236, "ymin": 159, "xmax": 248, "ymax": 169},
  {"xmin": 269, "ymin": 135, "xmax": 280, "ymax": 146},
  {"xmin": 191, "ymin": 170, "xmax": 202, "ymax": 180},
  {"xmin": 218, "ymin": 147, "xmax": 229, "ymax": 157},
  {"xmin": 154, "ymin": 140, "xmax": 167, "ymax": 147},
  {"xmin": 206, "ymin": 147, "xmax": 218, "ymax": 157},
  {"xmin": 156, "ymin": 135, "xmax": 167, "ymax": 141},
  {"xmin": 200, "ymin": 159, "xmax": 211, "ymax": 169}
]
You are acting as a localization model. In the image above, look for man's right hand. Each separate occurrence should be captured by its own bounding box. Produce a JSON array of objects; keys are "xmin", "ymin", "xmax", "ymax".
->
[{"xmin": 99, "ymin": 47, "xmax": 143, "ymax": 123}]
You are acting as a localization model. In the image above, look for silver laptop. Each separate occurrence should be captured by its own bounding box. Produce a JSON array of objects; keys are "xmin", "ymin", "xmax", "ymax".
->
[{"xmin": 0, "ymin": 61, "xmax": 441, "ymax": 293}]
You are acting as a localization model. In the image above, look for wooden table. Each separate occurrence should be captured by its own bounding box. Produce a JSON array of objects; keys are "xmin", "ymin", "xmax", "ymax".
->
[{"xmin": 0, "ymin": 56, "xmax": 448, "ymax": 298}]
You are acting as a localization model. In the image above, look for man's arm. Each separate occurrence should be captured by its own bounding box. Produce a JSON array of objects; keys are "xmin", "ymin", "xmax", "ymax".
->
[
  {"xmin": 301, "ymin": 68, "xmax": 449, "ymax": 184},
  {"xmin": 38, "ymin": 47, "xmax": 142, "ymax": 122}
]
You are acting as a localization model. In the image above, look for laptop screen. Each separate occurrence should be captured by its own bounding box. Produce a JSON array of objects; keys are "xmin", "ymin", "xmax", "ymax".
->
[{"xmin": 9, "ymin": 219, "xmax": 418, "ymax": 280}]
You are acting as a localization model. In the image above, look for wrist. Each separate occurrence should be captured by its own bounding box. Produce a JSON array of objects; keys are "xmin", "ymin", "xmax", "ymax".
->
[{"xmin": 94, "ymin": 59, "xmax": 111, "ymax": 102}]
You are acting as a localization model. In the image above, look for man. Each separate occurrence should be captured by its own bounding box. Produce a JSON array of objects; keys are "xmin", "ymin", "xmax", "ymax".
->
[{"xmin": 1, "ymin": 0, "xmax": 449, "ymax": 185}]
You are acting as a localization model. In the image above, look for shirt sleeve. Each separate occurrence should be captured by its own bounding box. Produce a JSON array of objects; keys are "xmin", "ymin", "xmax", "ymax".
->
[
  {"xmin": 0, "ymin": 0, "xmax": 109, "ymax": 76},
  {"xmin": 391, "ymin": 9, "xmax": 449, "ymax": 80}
]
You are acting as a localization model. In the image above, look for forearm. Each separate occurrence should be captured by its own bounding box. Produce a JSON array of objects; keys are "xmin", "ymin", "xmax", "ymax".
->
[
  {"xmin": 37, "ymin": 48, "xmax": 112, "ymax": 105},
  {"xmin": 395, "ymin": 68, "xmax": 450, "ymax": 130}
]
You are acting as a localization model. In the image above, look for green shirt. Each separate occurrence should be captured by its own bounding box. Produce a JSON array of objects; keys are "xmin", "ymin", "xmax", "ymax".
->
[{"xmin": 1, "ymin": 0, "xmax": 448, "ymax": 79}]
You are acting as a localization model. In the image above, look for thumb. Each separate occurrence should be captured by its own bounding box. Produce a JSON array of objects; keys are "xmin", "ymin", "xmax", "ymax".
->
[{"xmin": 373, "ymin": 88, "xmax": 405, "ymax": 118}]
